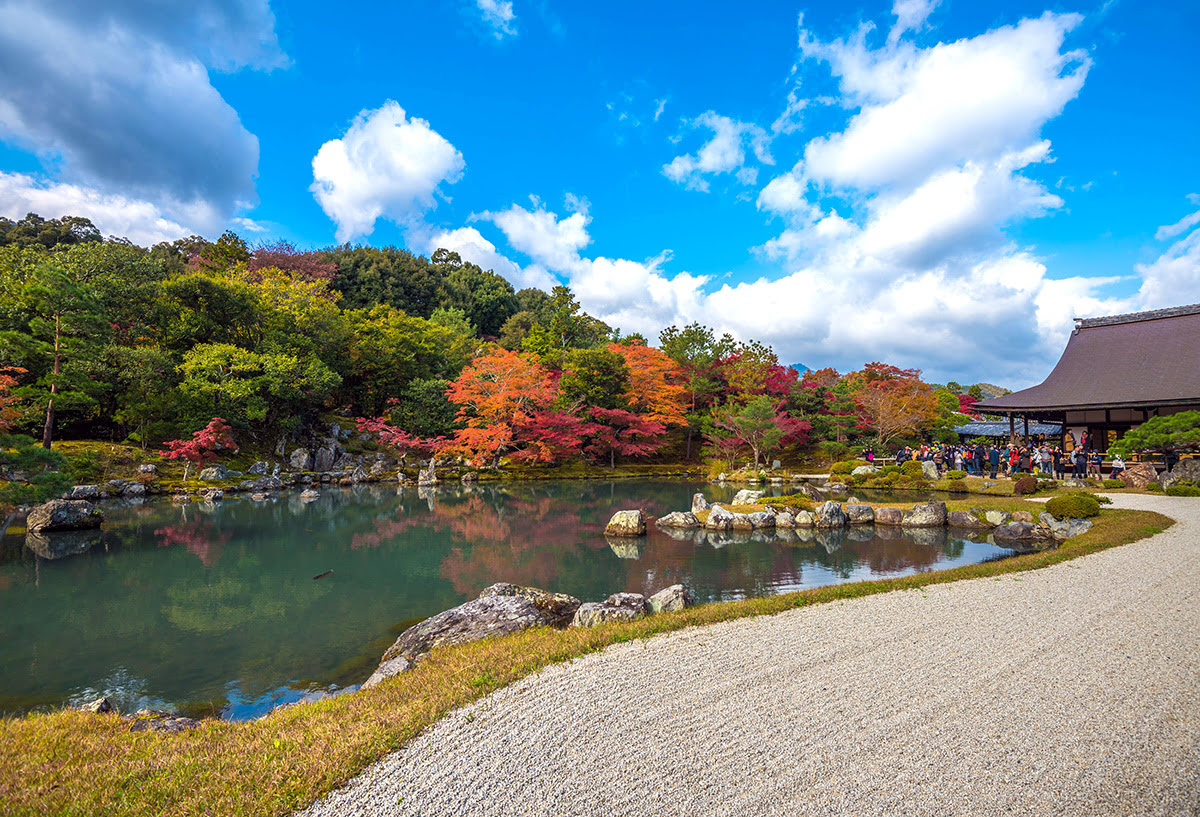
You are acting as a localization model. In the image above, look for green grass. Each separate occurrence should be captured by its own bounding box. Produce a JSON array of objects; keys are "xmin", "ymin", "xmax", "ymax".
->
[{"xmin": 0, "ymin": 507, "xmax": 1173, "ymax": 817}]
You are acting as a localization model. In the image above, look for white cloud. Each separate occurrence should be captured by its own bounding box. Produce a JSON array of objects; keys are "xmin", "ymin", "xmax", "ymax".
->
[
  {"xmin": 654, "ymin": 98, "xmax": 668, "ymax": 122},
  {"xmin": 662, "ymin": 112, "xmax": 773, "ymax": 192},
  {"xmin": 0, "ymin": 171, "xmax": 197, "ymax": 246},
  {"xmin": 476, "ymin": 0, "xmax": 517, "ymax": 39},
  {"xmin": 311, "ymin": 101, "xmax": 465, "ymax": 242},
  {"xmin": 1136, "ymin": 212, "xmax": 1200, "ymax": 309},
  {"xmin": 0, "ymin": 1, "xmax": 277, "ymax": 232},
  {"xmin": 771, "ymin": 89, "xmax": 808, "ymax": 135},
  {"xmin": 425, "ymin": 226, "xmax": 555, "ymax": 290},
  {"xmin": 1155, "ymin": 208, "xmax": 1200, "ymax": 241},
  {"xmin": 479, "ymin": 201, "xmax": 591, "ymax": 271},
  {"xmin": 888, "ymin": 0, "xmax": 940, "ymax": 45}
]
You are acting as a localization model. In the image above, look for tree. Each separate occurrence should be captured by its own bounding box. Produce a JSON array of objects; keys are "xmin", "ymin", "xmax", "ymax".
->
[
  {"xmin": 249, "ymin": 240, "xmax": 337, "ymax": 280},
  {"xmin": 159, "ymin": 418, "xmax": 238, "ymax": 481},
  {"xmin": 355, "ymin": 416, "xmax": 437, "ymax": 461},
  {"xmin": 388, "ymin": 378, "xmax": 458, "ymax": 439},
  {"xmin": 0, "ymin": 213, "xmax": 102, "ymax": 249},
  {"xmin": 606, "ymin": 341, "xmax": 687, "ymax": 427},
  {"xmin": 521, "ymin": 285, "xmax": 610, "ymax": 364},
  {"xmin": 658, "ymin": 322, "xmax": 734, "ymax": 457},
  {"xmin": 443, "ymin": 260, "xmax": 519, "ymax": 336},
  {"xmin": 854, "ymin": 364, "xmax": 939, "ymax": 445},
  {"xmin": 586, "ymin": 407, "xmax": 668, "ymax": 468},
  {"xmin": 558, "ymin": 348, "xmax": 629, "ymax": 411},
  {"xmin": 0, "ymin": 367, "xmax": 21, "ymax": 433},
  {"xmin": 1109, "ymin": 411, "xmax": 1200, "ymax": 459},
  {"xmin": 725, "ymin": 396, "xmax": 788, "ymax": 469},
  {"xmin": 510, "ymin": 411, "xmax": 595, "ymax": 465}
]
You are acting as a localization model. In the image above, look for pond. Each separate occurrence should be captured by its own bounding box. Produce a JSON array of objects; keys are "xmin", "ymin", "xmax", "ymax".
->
[{"xmin": 0, "ymin": 480, "xmax": 1014, "ymax": 720}]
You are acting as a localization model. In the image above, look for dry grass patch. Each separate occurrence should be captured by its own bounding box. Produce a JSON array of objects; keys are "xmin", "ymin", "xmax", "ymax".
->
[{"xmin": 0, "ymin": 508, "xmax": 1172, "ymax": 817}]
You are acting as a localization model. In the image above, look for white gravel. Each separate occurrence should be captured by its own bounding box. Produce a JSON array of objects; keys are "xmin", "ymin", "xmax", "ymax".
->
[{"xmin": 300, "ymin": 494, "xmax": 1200, "ymax": 817}]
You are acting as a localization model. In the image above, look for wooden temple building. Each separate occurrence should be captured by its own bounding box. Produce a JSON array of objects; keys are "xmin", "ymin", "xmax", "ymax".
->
[{"xmin": 974, "ymin": 304, "xmax": 1200, "ymax": 452}]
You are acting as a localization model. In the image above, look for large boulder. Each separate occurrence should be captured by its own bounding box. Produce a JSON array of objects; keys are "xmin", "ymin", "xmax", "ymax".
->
[
  {"xmin": 844, "ymin": 504, "xmax": 875, "ymax": 525},
  {"xmin": 793, "ymin": 510, "xmax": 816, "ymax": 527},
  {"xmin": 383, "ymin": 595, "xmax": 555, "ymax": 662},
  {"xmin": 289, "ymin": 448, "xmax": 312, "ymax": 470},
  {"xmin": 1161, "ymin": 458, "xmax": 1200, "ymax": 490},
  {"xmin": 571, "ymin": 593, "xmax": 649, "ymax": 627},
  {"xmin": 992, "ymin": 521, "xmax": 1055, "ymax": 553},
  {"xmin": 478, "ymin": 582, "xmax": 582, "ymax": 627},
  {"xmin": 647, "ymin": 584, "xmax": 694, "ymax": 614},
  {"xmin": 417, "ymin": 459, "xmax": 439, "ymax": 486},
  {"xmin": 921, "ymin": 461, "xmax": 940, "ymax": 481},
  {"xmin": 731, "ymin": 489, "xmax": 764, "ymax": 505},
  {"xmin": 979, "ymin": 509, "xmax": 1013, "ymax": 526},
  {"xmin": 902, "ymin": 501, "xmax": 947, "ymax": 528},
  {"xmin": 361, "ymin": 656, "xmax": 412, "ymax": 690},
  {"xmin": 728, "ymin": 512, "xmax": 754, "ymax": 531},
  {"xmin": 815, "ymin": 501, "xmax": 847, "ymax": 528},
  {"xmin": 314, "ymin": 447, "xmax": 336, "ymax": 472},
  {"xmin": 874, "ymin": 507, "xmax": 903, "ymax": 526},
  {"xmin": 1038, "ymin": 512, "xmax": 1094, "ymax": 542},
  {"xmin": 605, "ymin": 509, "xmax": 646, "ymax": 537},
  {"xmin": 705, "ymin": 505, "xmax": 734, "ymax": 530},
  {"xmin": 197, "ymin": 465, "xmax": 227, "ymax": 482},
  {"xmin": 1119, "ymin": 462, "xmax": 1159, "ymax": 489},
  {"xmin": 65, "ymin": 484, "xmax": 100, "ymax": 500},
  {"xmin": 691, "ymin": 493, "xmax": 710, "ymax": 513},
  {"xmin": 851, "ymin": 465, "xmax": 879, "ymax": 477},
  {"xmin": 774, "ymin": 511, "xmax": 796, "ymax": 528},
  {"xmin": 655, "ymin": 511, "xmax": 700, "ymax": 529},
  {"xmin": 27, "ymin": 499, "xmax": 104, "ymax": 533},
  {"xmin": 747, "ymin": 511, "xmax": 776, "ymax": 529},
  {"xmin": 247, "ymin": 461, "xmax": 270, "ymax": 476},
  {"xmin": 948, "ymin": 510, "xmax": 990, "ymax": 529}
]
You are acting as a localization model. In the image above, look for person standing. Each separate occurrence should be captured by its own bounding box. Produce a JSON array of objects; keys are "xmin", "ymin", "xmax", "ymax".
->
[
  {"xmin": 988, "ymin": 446, "xmax": 1000, "ymax": 479},
  {"xmin": 1088, "ymin": 450, "xmax": 1103, "ymax": 480},
  {"xmin": 1052, "ymin": 447, "xmax": 1064, "ymax": 479},
  {"xmin": 1073, "ymin": 447, "xmax": 1087, "ymax": 479},
  {"xmin": 1110, "ymin": 454, "xmax": 1126, "ymax": 477}
]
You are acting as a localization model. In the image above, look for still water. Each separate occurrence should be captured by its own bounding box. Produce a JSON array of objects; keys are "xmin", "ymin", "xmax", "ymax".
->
[{"xmin": 0, "ymin": 480, "xmax": 1012, "ymax": 719}]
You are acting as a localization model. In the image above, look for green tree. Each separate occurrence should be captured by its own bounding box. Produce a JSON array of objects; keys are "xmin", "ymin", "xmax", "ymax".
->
[
  {"xmin": 658, "ymin": 322, "xmax": 734, "ymax": 458},
  {"xmin": 726, "ymin": 395, "xmax": 786, "ymax": 470},
  {"xmin": 442, "ymin": 258, "xmax": 518, "ymax": 336},
  {"xmin": 521, "ymin": 285, "xmax": 610, "ymax": 365},
  {"xmin": 388, "ymin": 378, "xmax": 459, "ymax": 438},
  {"xmin": 327, "ymin": 245, "xmax": 448, "ymax": 317},
  {"xmin": 558, "ymin": 348, "xmax": 630, "ymax": 411},
  {"xmin": 1109, "ymin": 411, "xmax": 1200, "ymax": 459}
]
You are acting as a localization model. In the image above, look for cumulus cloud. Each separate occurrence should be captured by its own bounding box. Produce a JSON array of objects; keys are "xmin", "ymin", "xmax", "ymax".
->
[
  {"xmin": 0, "ymin": 0, "xmax": 279, "ymax": 237},
  {"xmin": 476, "ymin": 0, "xmax": 517, "ymax": 39},
  {"xmin": 424, "ymin": 225, "xmax": 556, "ymax": 291},
  {"xmin": 0, "ymin": 171, "xmax": 197, "ymax": 246},
  {"xmin": 311, "ymin": 101, "xmax": 466, "ymax": 242},
  {"xmin": 1136, "ymin": 207, "xmax": 1200, "ymax": 308},
  {"xmin": 662, "ymin": 112, "xmax": 773, "ymax": 192},
  {"xmin": 888, "ymin": 0, "xmax": 940, "ymax": 44}
]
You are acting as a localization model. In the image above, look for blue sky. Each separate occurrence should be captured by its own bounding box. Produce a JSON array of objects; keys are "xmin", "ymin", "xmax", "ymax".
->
[{"xmin": 1, "ymin": 0, "xmax": 1197, "ymax": 386}]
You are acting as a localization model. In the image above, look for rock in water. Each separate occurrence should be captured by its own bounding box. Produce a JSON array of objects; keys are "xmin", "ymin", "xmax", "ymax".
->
[
  {"xmin": 948, "ymin": 510, "xmax": 990, "ymax": 529},
  {"xmin": 901, "ymin": 501, "xmax": 948, "ymax": 527},
  {"xmin": 417, "ymin": 458, "xmax": 439, "ymax": 486},
  {"xmin": 605, "ymin": 509, "xmax": 646, "ymax": 537},
  {"xmin": 289, "ymin": 448, "xmax": 312, "ymax": 470},
  {"xmin": 1119, "ymin": 462, "xmax": 1158, "ymax": 489},
  {"xmin": 478, "ymin": 583, "xmax": 582, "ymax": 627},
  {"xmin": 27, "ymin": 499, "xmax": 104, "ymax": 532},
  {"xmin": 80, "ymin": 696, "xmax": 113, "ymax": 714},
  {"xmin": 65, "ymin": 485, "xmax": 100, "ymax": 500},
  {"xmin": 815, "ymin": 501, "xmax": 847, "ymax": 528},
  {"xmin": 648, "ymin": 584, "xmax": 694, "ymax": 614},
  {"xmin": 300, "ymin": 488, "xmax": 321, "ymax": 501},
  {"xmin": 383, "ymin": 595, "xmax": 554, "ymax": 662},
  {"xmin": 747, "ymin": 511, "xmax": 776, "ymax": 529},
  {"xmin": 844, "ymin": 504, "xmax": 875, "ymax": 525},
  {"xmin": 793, "ymin": 510, "xmax": 816, "ymax": 527},
  {"xmin": 655, "ymin": 511, "xmax": 701, "ymax": 529},
  {"xmin": 26, "ymin": 530, "xmax": 99, "ymax": 559},
  {"xmin": 992, "ymin": 522, "xmax": 1055, "ymax": 553},
  {"xmin": 571, "ymin": 593, "xmax": 649, "ymax": 627},
  {"xmin": 606, "ymin": 537, "xmax": 641, "ymax": 559},
  {"xmin": 691, "ymin": 493, "xmax": 710, "ymax": 513},
  {"xmin": 874, "ymin": 507, "xmax": 903, "ymax": 526},
  {"xmin": 705, "ymin": 504, "xmax": 734, "ymax": 530}
]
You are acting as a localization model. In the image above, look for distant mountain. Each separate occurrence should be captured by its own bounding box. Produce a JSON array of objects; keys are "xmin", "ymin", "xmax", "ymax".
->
[
  {"xmin": 973, "ymin": 382, "xmax": 1011, "ymax": 399},
  {"xmin": 788, "ymin": 362, "xmax": 809, "ymax": 374}
]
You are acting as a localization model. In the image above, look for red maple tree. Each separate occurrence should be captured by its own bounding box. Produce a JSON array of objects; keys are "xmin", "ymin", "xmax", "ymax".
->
[{"xmin": 158, "ymin": 418, "xmax": 238, "ymax": 481}]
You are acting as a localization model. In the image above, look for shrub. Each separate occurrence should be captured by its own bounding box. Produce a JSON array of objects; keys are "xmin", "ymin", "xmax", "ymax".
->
[
  {"xmin": 1010, "ymin": 472, "xmax": 1032, "ymax": 480},
  {"xmin": 1146, "ymin": 481, "xmax": 1164, "ymax": 492},
  {"xmin": 1036, "ymin": 479, "xmax": 1058, "ymax": 491},
  {"xmin": 1166, "ymin": 482, "xmax": 1200, "ymax": 497},
  {"xmin": 1102, "ymin": 479, "xmax": 1125, "ymax": 489},
  {"xmin": 1045, "ymin": 492, "xmax": 1101, "ymax": 518},
  {"xmin": 66, "ymin": 449, "xmax": 106, "ymax": 484},
  {"xmin": 946, "ymin": 479, "xmax": 968, "ymax": 493},
  {"xmin": 901, "ymin": 461, "xmax": 924, "ymax": 477},
  {"xmin": 944, "ymin": 470, "xmax": 967, "ymax": 480},
  {"xmin": 880, "ymin": 465, "xmax": 901, "ymax": 477},
  {"xmin": 1013, "ymin": 476, "xmax": 1038, "ymax": 495},
  {"xmin": 830, "ymin": 461, "xmax": 854, "ymax": 475}
]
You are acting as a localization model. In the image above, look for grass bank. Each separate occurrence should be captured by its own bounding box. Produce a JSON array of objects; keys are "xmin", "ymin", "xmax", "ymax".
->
[{"xmin": 0, "ymin": 507, "xmax": 1172, "ymax": 817}]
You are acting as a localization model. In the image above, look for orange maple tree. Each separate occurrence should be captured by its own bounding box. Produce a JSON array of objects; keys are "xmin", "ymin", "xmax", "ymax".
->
[
  {"xmin": 852, "ymin": 363, "xmax": 939, "ymax": 445},
  {"xmin": 443, "ymin": 347, "xmax": 559, "ymax": 465},
  {"xmin": 607, "ymin": 340, "xmax": 687, "ymax": 427}
]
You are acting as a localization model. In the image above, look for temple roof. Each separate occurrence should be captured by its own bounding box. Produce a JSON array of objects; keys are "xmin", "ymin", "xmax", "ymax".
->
[{"xmin": 976, "ymin": 304, "xmax": 1200, "ymax": 413}]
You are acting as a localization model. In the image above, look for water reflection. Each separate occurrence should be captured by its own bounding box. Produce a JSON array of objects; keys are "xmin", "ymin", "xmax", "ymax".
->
[{"xmin": 0, "ymin": 480, "xmax": 1009, "ymax": 719}]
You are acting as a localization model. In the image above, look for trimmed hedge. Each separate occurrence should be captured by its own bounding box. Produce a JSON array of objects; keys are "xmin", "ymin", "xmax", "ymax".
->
[
  {"xmin": 946, "ymin": 479, "xmax": 968, "ymax": 493},
  {"xmin": 901, "ymin": 461, "xmax": 924, "ymax": 477},
  {"xmin": 1146, "ymin": 482, "xmax": 1164, "ymax": 492},
  {"xmin": 945, "ymin": 470, "xmax": 967, "ymax": 480},
  {"xmin": 830, "ymin": 461, "xmax": 854, "ymax": 475},
  {"xmin": 1166, "ymin": 482, "xmax": 1200, "ymax": 497},
  {"xmin": 1045, "ymin": 492, "xmax": 1102, "ymax": 518},
  {"xmin": 1102, "ymin": 479, "xmax": 1125, "ymax": 489}
]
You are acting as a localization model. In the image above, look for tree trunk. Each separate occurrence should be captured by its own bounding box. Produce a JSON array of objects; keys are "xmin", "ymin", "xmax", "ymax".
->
[{"xmin": 42, "ymin": 312, "xmax": 61, "ymax": 450}]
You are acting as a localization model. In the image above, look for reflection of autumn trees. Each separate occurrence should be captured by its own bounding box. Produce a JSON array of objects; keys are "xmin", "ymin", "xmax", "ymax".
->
[{"xmin": 154, "ymin": 522, "xmax": 232, "ymax": 567}]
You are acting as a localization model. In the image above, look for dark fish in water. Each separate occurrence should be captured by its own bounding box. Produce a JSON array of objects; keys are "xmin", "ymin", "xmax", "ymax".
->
[{"xmin": 312, "ymin": 570, "xmax": 333, "ymax": 580}]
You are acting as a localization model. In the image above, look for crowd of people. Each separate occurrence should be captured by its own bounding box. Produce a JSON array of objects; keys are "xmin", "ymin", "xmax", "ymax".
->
[{"xmin": 893, "ymin": 441, "xmax": 1126, "ymax": 480}]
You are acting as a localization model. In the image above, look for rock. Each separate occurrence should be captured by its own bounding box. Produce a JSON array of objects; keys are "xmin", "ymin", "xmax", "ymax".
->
[
  {"xmin": 1038, "ymin": 512, "xmax": 1094, "ymax": 542},
  {"xmin": 137, "ymin": 464, "xmax": 158, "ymax": 477},
  {"xmin": 25, "ymin": 530, "xmax": 99, "ymax": 559},
  {"xmin": 127, "ymin": 714, "xmax": 201, "ymax": 733},
  {"xmin": 383, "ymin": 595, "xmax": 556, "ymax": 662},
  {"xmin": 1012, "ymin": 510, "xmax": 1034, "ymax": 523},
  {"xmin": 1060, "ymin": 478, "xmax": 1091, "ymax": 488},
  {"xmin": 648, "ymin": 584, "xmax": 694, "ymax": 614},
  {"xmin": 198, "ymin": 465, "xmax": 227, "ymax": 481},
  {"xmin": 123, "ymin": 483, "xmax": 146, "ymax": 497},
  {"xmin": 66, "ymin": 484, "xmax": 100, "ymax": 500},
  {"xmin": 655, "ymin": 511, "xmax": 700, "ymax": 529},
  {"xmin": 570, "ymin": 593, "xmax": 649, "ymax": 627},
  {"xmin": 793, "ymin": 510, "xmax": 816, "ymax": 527},
  {"xmin": 251, "ymin": 475, "xmax": 283, "ymax": 492},
  {"xmin": 247, "ymin": 461, "xmax": 269, "ymax": 475},
  {"xmin": 775, "ymin": 511, "xmax": 796, "ymax": 528},
  {"xmin": 732, "ymin": 489, "xmax": 764, "ymax": 505},
  {"xmin": 300, "ymin": 488, "xmax": 321, "ymax": 501},
  {"xmin": 729, "ymin": 512, "xmax": 754, "ymax": 531},
  {"xmin": 314, "ymin": 447, "xmax": 336, "ymax": 472},
  {"xmin": 604, "ymin": 509, "xmax": 646, "ymax": 537},
  {"xmin": 250, "ymin": 492, "xmax": 268, "ymax": 501},
  {"xmin": 417, "ymin": 458, "xmax": 439, "ymax": 486},
  {"xmin": 478, "ymin": 583, "xmax": 583, "ymax": 627},
  {"xmin": 844, "ymin": 504, "xmax": 875, "ymax": 525},
  {"xmin": 815, "ymin": 501, "xmax": 847, "ymax": 528},
  {"xmin": 1119, "ymin": 462, "xmax": 1159, "ymax": 489},
  {"xmin": 461, "ymin": 471, "xmax": 479, "ymax": 484},
  {"xmin": 846, "ymin": 496, "xmax": 860, "ymax": 505},
  {"xmin": 948, "ymin": 510, "xmax": 990, "ymax": 529},
  {"xmin": 851, "ymin": 465, "xmax": 879, "ymax": 476},
  {"xmin": 198, "ymin": 488, "xmax": 223, "ymax": 501},
  {"xmin": 901, "ymin": 501, "xmax": 947, "ymax": 528},
  {"xmin": 691, "ymin": 493, "xmax": 710, "ymax": 513},
  {"xmin": 171, "ymin": 494, "xmax": 190, "ymax": 504},
  {"xmin": 274, "ymin": 437, "xmax": 287, "ymax": 456},
  {"xmin": 289, "ymin": 448, "xmax": 312, "ymax": 470},
  {"xmin": 350, "ymin": 466, "xmax": 370, "ymax": 484},
  {"xmin": 874, "ymin": 507, "xmax": 903, "ymax": 526},
  {"xmin": 361, "ymin": 656, "xmax": 412, "ymax": 690},
  {"xmin": 81, "ymin": 696, "xmax": 113, "ymax": 714},
  {"xmin": 992, "ymin": 521, "xmax": 1055, "ymax": 553},
  {"xmin": 747, "ymin": 511, "xmax": 776, "ymax": 529},
  {"xmin": 1162, "ymin": 458, "xmax": 1200, "ymax": 490},
  {"xmin": 27, "ymin": 499, "xmax": 104, "ymax": 533},
  {"xmin": 793, "ymin": 482, "xmax": 825, "ymax": 502},
  {"xmin": 716, "ymin": 473, "xmax": 726, "ymax": 482},
  {"xmin": 705, "ymin": 504, "xmax": 734, "ymax": 530},
  {"xmin": 826, "ymin": 482, "xmax": 848, "ymax": 494},
  {"xmin": 980, "ymin": 509, "xmax": 1013, "ymax": 526},
  {"xmin": 921, "ymin": 461, "xmax": 940, "ymax": 481}
]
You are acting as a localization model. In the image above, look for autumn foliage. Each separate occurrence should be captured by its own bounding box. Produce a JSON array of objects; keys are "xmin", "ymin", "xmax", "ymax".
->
[{"xmin": 159, "ymin": 418, "xmax": 238, "ymax": 480}]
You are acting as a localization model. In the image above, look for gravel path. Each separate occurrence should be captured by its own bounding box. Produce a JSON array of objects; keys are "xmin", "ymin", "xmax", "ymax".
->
[{"xmin": 301, "ymin": 494, "xmax": 1200, "ymax": 817}]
